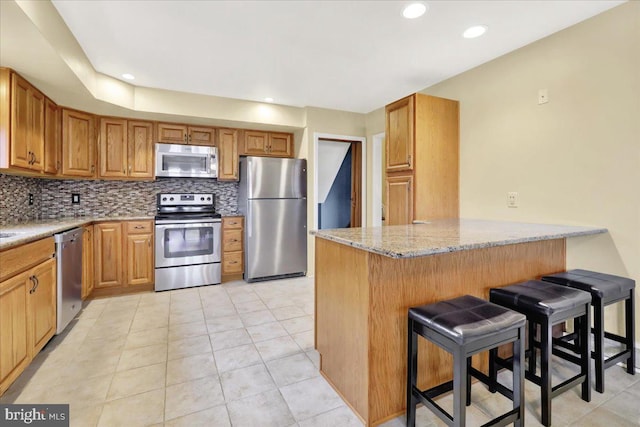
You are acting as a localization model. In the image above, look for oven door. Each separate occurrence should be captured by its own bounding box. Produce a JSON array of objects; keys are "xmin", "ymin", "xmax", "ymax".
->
[{"xmin": 155, "ymin": 221, "xmax": 221, "ymax": 268}]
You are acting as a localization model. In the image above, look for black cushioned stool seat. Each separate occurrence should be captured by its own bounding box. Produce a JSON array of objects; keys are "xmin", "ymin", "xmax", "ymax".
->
[
  {"xmin": 490, "ymin": 280, "xmax": 592, "ymax": 427},
  {"xmin": 407, "ymin": 295, "xmax": 526, "ymax": 427},
  {"xmin": 542, "ymin": 269, "xmax": 636, "ymax": 392}
]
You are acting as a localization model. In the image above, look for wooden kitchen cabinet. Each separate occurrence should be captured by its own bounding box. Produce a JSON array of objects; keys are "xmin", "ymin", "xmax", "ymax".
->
[
  {"xmin": 385, "ymin": 175, "xmax": 414, "ymax": 225},
  {"xmin": 243, "ymin": 130, "xmax": 293, "ymax": 158},
  {"xmin": 222, "ymin": 216, "xmax": 244, "ymax": 281},
  {"xmin": 0, "ymin": 69, "xmax": 45, "ymax": 173},
  {"xmin": 43, "ymin": 98, "xmax": 60, "ymax": 174},
  {"xmin": 217, "ymin": 128, "xmax": 239, "ymax": 181},
  {"xmin": 94, "ymin": 222, "xmax": 124, "ymax": 288},
  {"xmin": 93, "ymin": 220, "xmax": 153, "ymax": 296},
  {"xmin": 385, "ymin": 93, "xmax": 459, "ymax": 224},
  {"xmin": 98, "ymin": 118, "xmax": 154, "ymax": 179},
  {"xmin": 125, "ymin": 220, "xmax": 154, "ymax": 287},
  {"xmin": 0, "ymin": 237, "xmax": 56, "ymax": 397},
  {"xmin": 62, "ymin": 108, "xmax": 95, "ymax": 177},
  {"xmin": 156, "ymin": 122, "xmax": 216, "ymax": 146},
  {"xmin": 82, "ymin": 225, "xmax": 94, "ymax": 300}
]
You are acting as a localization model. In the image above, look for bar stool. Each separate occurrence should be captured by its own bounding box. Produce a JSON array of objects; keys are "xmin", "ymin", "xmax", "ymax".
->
[
  {"xmin": 489, "ymin": 280, "xmax": 592, "ymax": 427},
  {"xmin": 407, "ymin": 295, "xmax": 526, "ymax": 427},
  {"xmin": 542, "ymin": 269, "xmax": 636, "ymax": 392}
]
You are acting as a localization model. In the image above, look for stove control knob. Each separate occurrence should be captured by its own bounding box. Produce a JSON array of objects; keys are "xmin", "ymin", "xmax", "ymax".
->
[
  {"xmin": 207, "ymin": 197, "xmax": 211, "ymax": 201},
  {"xmin": 169, "ymin": 197, "xmax": 174, "ymax": 201},
  {"xmin": 200, "ymin": 197, "xmax": 205, "ymax": 201},
  {"xmin": 162, "ymin": 197, "xmax": 167, "ymax": 201}
]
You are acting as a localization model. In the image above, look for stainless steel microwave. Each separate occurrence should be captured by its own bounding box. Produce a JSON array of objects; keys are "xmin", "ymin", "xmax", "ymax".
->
[{"xmin": 155, "ymin": 143, "xmax": 217, "ymax": 178}]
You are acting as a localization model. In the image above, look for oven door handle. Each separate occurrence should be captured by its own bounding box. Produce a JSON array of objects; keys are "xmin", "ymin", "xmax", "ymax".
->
[{"xmin": 155, "ymin": 222, "xmax": 219, "ymax": 231}]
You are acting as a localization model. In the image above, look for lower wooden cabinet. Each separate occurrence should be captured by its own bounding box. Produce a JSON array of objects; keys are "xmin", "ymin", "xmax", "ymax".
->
[
  {"xmin": 93, "ymin": 220, "xmax": 154, "ymax": 296},
  {"xmin": 82, "ymin": 225, "xmax": 94, "ymax": 299},
  {"xmin": 222, "ymin": 216, "xmax": 244, "ymax": 281},
  {"xmin": 0, "ymin": 237, "xmax": 56, "ymax": 396}
]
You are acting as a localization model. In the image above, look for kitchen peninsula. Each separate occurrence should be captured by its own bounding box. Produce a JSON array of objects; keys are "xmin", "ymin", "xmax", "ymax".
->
[{"xmin": 312, "ymin": 219, "xmax": 606, "ymax": 426}]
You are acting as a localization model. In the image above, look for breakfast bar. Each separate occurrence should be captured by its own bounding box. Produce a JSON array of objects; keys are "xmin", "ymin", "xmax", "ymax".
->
[{"xmin": 312, "ymin": 219, "xmax": 606, "ymax": 426}]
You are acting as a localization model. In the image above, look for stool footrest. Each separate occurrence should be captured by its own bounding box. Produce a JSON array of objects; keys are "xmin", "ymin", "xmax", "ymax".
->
[
  {"xmin": 552, "ymin": 347, "xmax": 582, "ymax": 365},
  {"xmin": 552, "ymin": 374, "xmax": 589, "ymax": 399},
  {"xmin": 470, "ymin": 367, "xmax": 514, "ymax": 400},
  {"xmin": 604, "ymin": 349, "xmax": 633, "ymax": 368},
  {"xmin": 413, "ymin": 383, "xmax": 454, "ymax": 426},
  {"xmin": 604, "ymin": 331, "xmax": 628, "ymax": 344},
  {"xmin": 479, "ymin": 408, "xmax": 521, "ymax": 427}
]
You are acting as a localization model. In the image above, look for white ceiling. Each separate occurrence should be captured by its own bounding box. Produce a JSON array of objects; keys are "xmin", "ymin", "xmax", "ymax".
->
[{"xmin": 50, "ymin": 0, "xmax": 624, "ymax": 114}]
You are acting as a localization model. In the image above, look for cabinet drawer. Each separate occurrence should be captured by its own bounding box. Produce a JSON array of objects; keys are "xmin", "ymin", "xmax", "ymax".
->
[
  {"xmin": 223, "ymin": 252, "xmax": 243, "ymax": 274},
  {"xmin": 0, "ymin": 237, "xmax": 55, "ymax": 282},
  {"xmin": 223, "ymin": 216, "xmax": 243, "ymax": 230},
  {"xmin": 126, "ymin": 220, "xmax": 153, "ymax": 234},
  {"xmin": 223, "ymin": 229, "xmax": 243, "ymax": 252}
]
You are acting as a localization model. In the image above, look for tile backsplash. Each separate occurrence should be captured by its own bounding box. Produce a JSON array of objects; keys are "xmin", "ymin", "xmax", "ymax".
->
[{"xmin": 0, "ymin": 174, "xmax": 238, "ymax": 225}]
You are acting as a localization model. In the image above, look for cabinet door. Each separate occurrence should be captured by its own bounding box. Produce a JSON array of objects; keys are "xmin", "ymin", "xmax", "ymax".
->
[
  {"xmin": 244, "ymin": 130, "xmax": 268, "ymax": 155},
  {"xmin": 157, "ymin": 123, "xmax": 188, "ymax": 144},
  {"xmin": 28, "ymin": 89, "xmax": 45, "ymax": 171},
  {"xmin": 189, "ymin": 126, "xmax": 216, "ymax": 146},
  {"xmin": 217, "ymin": 128, "xmax": 239, "ymax": 181},
  {"xmin": 385, "ymin": 175, "xmax": 413, "ymax": 225},
  {"xmin": 222, "ymin": 251, "xmax": 243, "ymax": 275},
  {"xmin": 62, "ymin": 109, "xmax": 95, "ymax": 177},
  {"xmin": 223, "ymin": 229, "xmax": 243, "ymax": 252},
  {"xmin": 0, "ymin": 272, "xmax": 30, "ymax": 396},
  {"xmin": 385, "ymin": 95, "xmax": 414, "ymax": 172},
  {"xmin": 94, "ymin": 222, "xmax": 124, "ymax": 288},
  {"xmin": 43, "ymin": 98, "xmax": 60, "ymax": 174},
  {"xmin": 9, "ymin": 74, "xmax": 32, "ymax": 170},
  {"xmin": 268, "ymin": 133, "xmax": 293, "ymax": 157},
  {"xmin": 127, "ymin": 121, "xmax": 154, "ymax": 179},
  {"xmin": 125, "ymin": 232, "xmax": 153, "ymax": 286},
  {"xmin": 99, "ymin": 118, "xmax": 128, "ymax": 178},
  {"xmin": 28, "ymin": 258, "xmax": 56, "ymax": 356},
  {"xmin": 82, "ymin": 225, "xmax": 94, "ymax": 300}
]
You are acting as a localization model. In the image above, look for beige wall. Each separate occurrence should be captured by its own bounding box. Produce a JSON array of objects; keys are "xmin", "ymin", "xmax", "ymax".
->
[
  {"xmin": 421, "ymin": 2, "xmax": 639, "ymax": 344},
  {"xmin": 365, "ymin": 107, "xmax": 385, "ymax": 226}
]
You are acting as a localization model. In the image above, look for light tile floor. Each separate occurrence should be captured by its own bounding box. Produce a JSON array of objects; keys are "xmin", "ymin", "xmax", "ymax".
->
[{"xmin": 1, "ymin": 276, "xmax": 638, "ymax": 426}]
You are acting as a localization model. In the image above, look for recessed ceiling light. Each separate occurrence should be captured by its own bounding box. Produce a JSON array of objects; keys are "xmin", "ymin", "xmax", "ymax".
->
[
  {"xmin": 402, "ymin": 3, "xmax": 427, "ymax": 19},
  {"xmin": 121, "ymin": 73, "xmax": 135, "ymax": 80},
  {"xmin": 463, "ymin": 25, "xmax": 488, "ymax": 39},
  {"xmin": 264, "ymin": 97, "xmax": 274, "ymax": 103}
]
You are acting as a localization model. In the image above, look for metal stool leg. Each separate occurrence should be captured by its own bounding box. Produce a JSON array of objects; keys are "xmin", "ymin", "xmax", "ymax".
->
[
  {"xmin": 593, "ymin": 298, "xmax": 605, "ymax": 393},
  {"xmin": 453, "ymin": 346, "xmax": 467, "ymax": 427},
  {"xmin": 514, "ymin": 325, "xmax": 525, "ymax": 427},
  {"xmin": 489, "ymin": 347, "xmax": 498, "ymax": 393},
  {"xmin": 540, "ymin": 318, "xmax": 552, "ymax": 427},
  {"xmin": 581, "ymin": 307, "xmax": 592, "ymax": 402},
  {"xmin": 626, "ymin": 290, "xmax": 636, "ymax": 375},
  {"xmin": 406, "ymin": 318, "xmax": 417, "ymax": 427},
  {"xmin": 528, "ymin": 320, "xmax": 537, "ymax": 376},
  {"xmin": 466, "ymin": 357, "xmax": 472, "ymax": 406}
]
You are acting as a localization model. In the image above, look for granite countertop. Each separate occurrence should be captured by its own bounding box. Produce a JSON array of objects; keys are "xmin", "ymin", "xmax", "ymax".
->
[
  {"xmin": 311, "ymin": 218, "xmax": 607, "ymax": 259},
  {"xmin": 0, "ymin": 215, "xmax": 154, "ymax": 250}
]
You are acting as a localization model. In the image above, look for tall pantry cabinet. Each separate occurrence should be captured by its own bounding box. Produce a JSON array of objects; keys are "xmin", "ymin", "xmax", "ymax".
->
[{"xmin": 385, "ymin": 93, "xmax": 459, "ymax": 225}]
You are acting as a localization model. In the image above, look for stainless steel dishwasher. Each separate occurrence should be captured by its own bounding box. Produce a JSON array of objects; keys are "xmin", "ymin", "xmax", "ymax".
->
[{"xmin": 54, "ymin": 227, "xmax": 83, "ymax": 334}]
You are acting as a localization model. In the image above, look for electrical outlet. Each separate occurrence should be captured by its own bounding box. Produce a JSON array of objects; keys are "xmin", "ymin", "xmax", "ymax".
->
[
  {"xmin": 28, "ymin": 193, "xmax": 33, "ymax": 206},
  {"xmin": 507, "ymin": 192, "xmax": 519, "ymax": 208},
  {"xmin": 72, "ymin": 194, "xmax": 80, "ymax": 204},
  {"xmin": 538, "ymin": 89, "xmax": 549, "ymax": 105}
]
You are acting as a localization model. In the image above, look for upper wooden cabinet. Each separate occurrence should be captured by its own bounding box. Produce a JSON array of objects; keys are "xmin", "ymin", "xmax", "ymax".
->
[
  {"xmin": 386, "ymin": 96, "xmax": 414, "ymax": 172},
  {"xmin": 217, "ymin": 128, "xmax": 239, "ymax": 181},
  {"xmin": 243, "ymin": 130, "xmax": 293, "ymax": 158},
  {"xmin": 0, "ymin": 69, "xmax": 45, "ymax": 172},
  {"xmin": 98, "ymin": 118, "xmax": 153, "ymax": 179},
  {"xmin": 43, "ymin": 98, "xmax": 60, "ymax": 175},
  {"xmin": 62, "ymin": 108, "xmax": 95, "ymax": 177},
  {"xmin": 156, "ymin": 123, "xmax": 216, "ymax": 146},
  {"xmin": 385, "ymin": 94, "xmax": 459, "ymax": 224}
]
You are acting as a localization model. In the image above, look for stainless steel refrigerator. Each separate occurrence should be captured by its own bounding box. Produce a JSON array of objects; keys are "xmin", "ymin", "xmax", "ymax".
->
[{"xmin": 238, "ymin": 156, "xmax": 307, "ymax": 282}]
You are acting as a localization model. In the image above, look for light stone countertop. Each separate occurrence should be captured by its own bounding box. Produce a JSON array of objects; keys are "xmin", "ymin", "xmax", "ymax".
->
[
  {"xmin": 311, "ymin": 218, "xmax": 607, "ymax": 259},
  {"xmin": 0, "ymin": 215, "xmax": 154, "ymax": 250}
]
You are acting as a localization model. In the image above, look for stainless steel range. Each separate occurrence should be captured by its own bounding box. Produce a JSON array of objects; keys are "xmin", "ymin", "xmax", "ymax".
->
[{"xmin": 154, "ymin": 193, "xmax": 222, "ymax": 291}]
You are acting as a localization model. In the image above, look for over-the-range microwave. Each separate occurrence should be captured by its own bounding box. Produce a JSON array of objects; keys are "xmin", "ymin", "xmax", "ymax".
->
[{"xmin": 155, "ymin": 143, "xmax": 218, "ymax": 178}]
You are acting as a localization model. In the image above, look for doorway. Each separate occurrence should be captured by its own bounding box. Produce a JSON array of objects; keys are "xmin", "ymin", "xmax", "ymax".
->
[{"xmin": 314, "ymin": 134, "xmax": 366, "ymax": 230}]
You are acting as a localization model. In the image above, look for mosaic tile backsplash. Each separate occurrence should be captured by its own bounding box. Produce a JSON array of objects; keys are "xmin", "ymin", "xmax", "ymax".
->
[{"xmin": 0, "ymin": 174, "xmax": 239, "ymax": 225}]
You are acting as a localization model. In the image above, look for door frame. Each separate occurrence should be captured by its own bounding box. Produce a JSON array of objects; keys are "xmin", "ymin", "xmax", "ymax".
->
[{"xmin": 313, "ymin": 132, "xmax": 366, "ymax": 230}]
